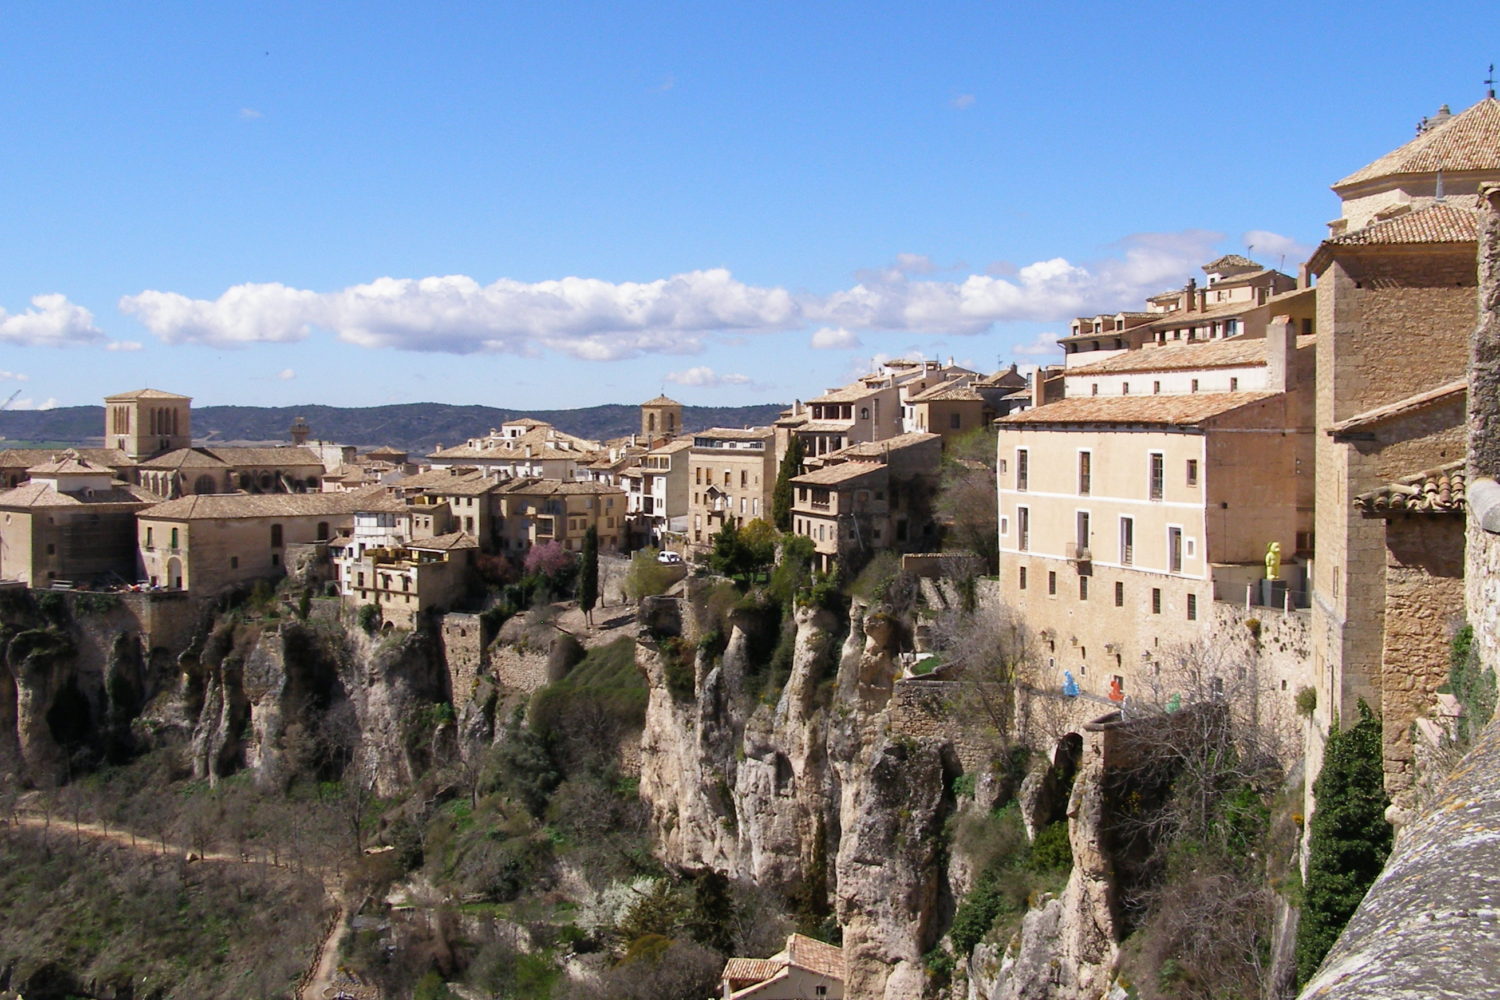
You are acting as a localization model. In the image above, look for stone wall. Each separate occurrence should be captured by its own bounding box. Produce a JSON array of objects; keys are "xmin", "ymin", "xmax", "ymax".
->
[
  {"xmin": 438, "ymin": 612, "xmax": 487, "ymax": 705},
  {"xmin": 888, "ymin": 678, "xmax": 992, "ymax": 774}
]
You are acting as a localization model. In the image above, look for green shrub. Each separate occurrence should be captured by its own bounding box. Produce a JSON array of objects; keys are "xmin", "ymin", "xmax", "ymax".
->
[
  {"xmin": 1030, "ymin": 820, "xmax": 1073, "ymax": 873},
  {"xmin": 357, "ymin": 603, "xmax": 381, "ymax": 633},
  {"xmin": 1295, "ymin": 686, "xmax": 1317, "ymax": 718},
  {"xmin": 1295, "ymin": 701, "xmax": 1391, "ymax": 986},
  {"xmin": 1449, "ymin": 625, "xmax": 1496, "ymax": 744}
]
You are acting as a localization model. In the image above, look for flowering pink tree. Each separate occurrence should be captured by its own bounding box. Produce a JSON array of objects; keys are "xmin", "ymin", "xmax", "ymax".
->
[{"xmin": 524, "ymin": 540, "xmax": 573, "ymax": 579}]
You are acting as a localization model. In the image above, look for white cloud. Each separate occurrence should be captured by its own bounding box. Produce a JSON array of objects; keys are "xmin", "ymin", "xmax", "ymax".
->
[
  {"xmin": 1013, "ymin": 331, "xmax": 1062, "ymax": 357},
  {"xmin": 951, "ymin": 93, "xmax": 975, "ymax": 110},
  {"xmin": 811, "ymin": 326, "xmax": 861, "ymax": 350},
  {"xmin": 651, "ymin": 74, "xmax": 676, "ymax": 93},
  {"xmin": 1242, "ymin": 229, "xmax": 1315, "ymax": 267},
  {"xmin": 276, "ymin": 368, "xmax": 296, "ymax": 380},
  {"xmin": 664, "ymin": 366, "xmax": 753, "ymax": 387},
  {"xmin": 8, "ymin": 396, "xmax": 60, "ymax": 410},
  {"xmin": 116, "ymin": 231, "xmax": 1229, "ymax": 360},
  {"xmin": 0, "ymin": 293, "xmax": 106, "ymax": 347},
  {"xmin": 105, "ymin": 340, "xmax": 143, "ymax": 352},
  {"xmin": 0, "ymin": 370, "xmax": 30, "ymax": 382},
  {"xmin": 240, "ymin": 107, "xmax": 264, "ymax": 120}
]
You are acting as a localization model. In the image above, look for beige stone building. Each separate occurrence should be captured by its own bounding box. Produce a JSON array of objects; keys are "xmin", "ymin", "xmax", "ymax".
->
[
  {"xmin": 0, "ymin": 453, "xmax": 159, "ymax": 587},
  {"xmin": 687, "ymin": 427, "xmax": 777, "ymax": 550},
  {"xmin": 1305, "ymin": 98, "xmax": 1497, "ymax": 757},
  {"xmin": 104, "ymin": 388, "xmax": 192, "ymax": 461},
  {"xmin": 621, "ymin": 437, "xmax": 693, "ymax": 547},
  {"xmin": 137, "ymin": 491, "xmax": 394, "ymax": 593},
  {"xmin": 491, "ymin": 478, "xmax": 626, "ymax": 555},
  {"xmin": 996, "ymin": 321, "xmax": 1315, "ymax": 702},
  {"xmin": 640, "ymin": 394, "xmax": 684, "ymax": 441},
  {"xmin": 426, "ymin": 419, "xmax": 602, "ymax": 480},
  {"xmin": 777, "ymin": 359, "xmax": 975, "ymax": 461},
  {"xmin": 789, "ymin": 432, "xmax": 942, "ymax": 571},
  {"xmin": 332, "ymin": 529, "xmax": 478, "ymax": 627}
]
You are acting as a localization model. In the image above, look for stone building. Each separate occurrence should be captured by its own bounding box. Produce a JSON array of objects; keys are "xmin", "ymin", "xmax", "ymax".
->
[
  {"xmin": 686, "ymin": 427, "xmax": 777, "ymax": 551},
  {"xmin": 788, "ymin": 431, "xmax": 941, "ymax": 572},
  {"xmin": 104, "ymin": 388, "xmax": 192, "ymax": 461},
  {"xmin": 332, "ymin": 530, "xmax": 478, "ymax": 627},
  {"xmin": 0, "ymin": 453, "xmax": 159, "ymax": 587},
  {"xmin": 1305, "ymin": 98, "xmax": 1497, "ymax": 748},
  {"xmin": 426, "ymin": 420, "xmax": 602, "ymax": 480},
  {"xmin": 640, "ymin": 393, "xmax": 683, "ymax": 441},
  {"xmin": 490, "ymin": 478, "xmax": 626, "ymax": 555},
  {"xmin": 620, "ymin": 437, "xmax": 692, "ymax": 548}
]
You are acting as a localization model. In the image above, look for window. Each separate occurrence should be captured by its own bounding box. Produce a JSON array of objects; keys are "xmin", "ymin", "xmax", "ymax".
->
[
  {"xmin": 1186, "ymin": 459, "xmax": 1199, "ymax": 486},
  {"xmin": 1019, "ymin": 566, "xmax": 1027, "ymax": 590},
  {"xmin": 949, "ymin": 412, "xmax": 961, "ymax": 430},
  {"xmin": 270, "ymin": 524, "xmax": 283, "ymax": 547},
  {"xmin": 1017, "ymin": 506, "xmax": 1030, "ymax": 551},
  {"xmin": 1078, "ymin": 451, "xmax": 1091, "ymax": 495},
  {"xmin": 1119, "ymin": 516, "xmax": 1134, "ymax": 564},
  {"xmin": 1152, "ymin": 380, "xmax": 1161, "ymax": 394},
  {"xmin": 1048, "ymin": 571, "xmax": 1057, "ymax": 595},
  {"xmin": 1187, "ymin": 593, "xmax": 1198, "ymax": 620},
  {"xmin": 1114, "ymin": 581, "xmax": 1124, "ymax": 607},
  {"xmin": 230, "ymin": 556, "xmax": 238, "ymax": 569},
  {"xmin": 1168, "ymin": 527, "xmax": 1183, "ymax": 573},
  {"xmin": 1091, "ymin": 383, "xmax": 1099, "ymax": 396},
  {"xmin": 1076, "ymin": 511, "xmax": 1090, "ymax": 553},
  {"xmin": 1016, "ymin": 449, "xmax": 1029, "ymax": 491},
  {"xmin": 1148, "ymin": 453, "xmax": 1164, "ymax": 500},
  {"xmin": 860, "ymin": 407, "xmax": 869, "ymax": 420},
  {"xmin": 1122, "ymin": 382, "xmax": 1130, "ymax": 395},
  {"xmin": 170, "ymin": 527, "xmax": 179, "ymax": 549},
  {"xmin": 740, "ymin": 470, "xmax": 747, "ymax": 487},
  {"xmin": 1079, "ymin": 576, "xmax": 1089, "ymax": 600},
  {"xmin": 1000, "ymin": 516, "xmax": 1009, "ymax": 536},
  {"xmin": 1151, "ymin": 587, "xmax": 1162, "ymax": 614},
  {"xmin": 1191, "ymin": 378, "xmax": 1199, "ymax": 393},
  {"xmin": 1229, "ymin": 377, "xmax": 1239, "ymax": 391},
  {"xmin": 145, "ymin": 527, "xmax": 153, "ymax": 547}
]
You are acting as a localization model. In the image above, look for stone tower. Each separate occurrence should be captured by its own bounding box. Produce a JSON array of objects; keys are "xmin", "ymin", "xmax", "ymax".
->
[
  {"xmin": 289, "ymin": 416, "xmax": 311, "ymax": 445},
  {"xmin": 641, "ymin": 394, "xmax": 683, "ymax": 440},
  {"xmin": 104, "ymin": 388, "xmax": 192, "ymax": 461}
]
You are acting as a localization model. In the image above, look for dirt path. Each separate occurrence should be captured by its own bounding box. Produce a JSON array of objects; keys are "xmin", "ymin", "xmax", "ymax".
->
[{"xmin": 5, "ymin": 811, "xmax": 353, "ymax": 1000}]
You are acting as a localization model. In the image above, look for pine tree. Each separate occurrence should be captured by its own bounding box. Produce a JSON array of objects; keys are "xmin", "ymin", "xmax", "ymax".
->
[
  {"xmin": 1295, "ymin": 700, "xmax": 1391, "ymax": 986},
  {"xmin": 771, "ymin": 434, "xmax": 804, "ymax": 533},
  {"xmin": 579, "ymin": 525, "xmax": 599, "ymax": 625}
]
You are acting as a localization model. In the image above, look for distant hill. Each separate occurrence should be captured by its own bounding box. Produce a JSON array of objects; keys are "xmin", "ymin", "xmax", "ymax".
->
[{"xmin": 0, "ymin": 401, "xmax": 789, "ymax": 455}]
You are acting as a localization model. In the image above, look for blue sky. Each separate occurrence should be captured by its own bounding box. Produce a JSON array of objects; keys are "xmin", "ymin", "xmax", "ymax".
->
[{"xmin": 1, "ymin": 1, "xmax": 1494, "ymax": 411}]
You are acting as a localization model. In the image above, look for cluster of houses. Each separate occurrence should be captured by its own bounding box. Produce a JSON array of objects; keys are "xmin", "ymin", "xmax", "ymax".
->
[{"xmin": 0, "ymin": 354, "xmax": 1031, "ymax": 627}]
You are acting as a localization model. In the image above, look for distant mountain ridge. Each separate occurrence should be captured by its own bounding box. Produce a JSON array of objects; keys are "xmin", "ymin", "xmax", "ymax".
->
[{"xmin": 0, "ymin": 401, "xmax": 789, "ymax": 455}]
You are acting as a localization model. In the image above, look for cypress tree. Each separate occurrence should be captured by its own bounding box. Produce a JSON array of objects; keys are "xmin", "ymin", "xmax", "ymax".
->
[
  {"xmin": 579, "ymin": 525, "xmax": 599, "ymax": 625},
  {"xmin": 1295, "ymin": 701, "xmax": 1391, "ymax": 985},
  {"xmin": 771, "ymin": 434, "xmax": 804, "ymax": 532}
]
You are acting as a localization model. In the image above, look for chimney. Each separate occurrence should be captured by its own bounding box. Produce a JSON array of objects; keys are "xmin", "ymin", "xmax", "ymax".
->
[
  {"xmin": 1184, "ymin": 278, "xmax": 1197, "ymax": 313},
  {"xmin": 1265, "ymin": 315, "xmax": 1296, "ymax": 393},
  {"xmin": 1298, "ymin": 262, "xmax": 1311, "ymax": 289}
]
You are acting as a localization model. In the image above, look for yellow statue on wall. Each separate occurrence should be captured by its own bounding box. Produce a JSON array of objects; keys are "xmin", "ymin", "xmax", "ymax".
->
[{"xmin": 1265, "ymin": 541, "xmax": 1282, "ymax": 581}]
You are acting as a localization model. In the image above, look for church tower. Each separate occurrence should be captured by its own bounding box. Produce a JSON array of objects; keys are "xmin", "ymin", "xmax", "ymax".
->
[
  {"xmin": 104, "ymin": 388, "xmax": 192, "ymax": 461},
  {"xmin": 640, "ymin": 394, "xmax": 683, "ymax": 440}
]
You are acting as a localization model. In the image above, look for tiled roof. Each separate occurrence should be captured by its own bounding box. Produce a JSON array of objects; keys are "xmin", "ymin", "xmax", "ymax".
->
[
  {"xmin": 363, "ymin": 446, "xmax": 408, "ymax": 459},
  {"xmin": 1203, "ymin": 254, "xmax": 1261, "ymax": 271},
  {"xmin": 0, "ymin": 482, "xmax": 160, "ymax": 508},
  {"xmin": 1327, "ymin": 379, "xmax": 1467, "ymax": 436},
  {"xmin": 391, "ymin": 468, "xmax": 490, "ymax": 491},
  {"xmin": 24, "ymin": 451, "xmax": 113, "ymax": 475},
  {"xmin": 908, "ymin": 379, "xmax": 983, "ymax": 403},
  {"xmin": 1355, "ymin": 462, "xmax": 1466, "ymax": 516},
  {"xmin": 809, "ymin": 383, "xmax": 883, "ymax": 404},
  {"xmin": 998, "ymin": 392, "xmax": 1276, "ymax": 427},
  {"xmin": 1149, "ymin": 298, "xmax": 1267, "ymax": 331},
  {"xmin": 494, "ymin": 477, "xmax": 625, "ymax": 497},
  {"xmin": 833, "ymin": 432, "xmax": 941, "ymax": 459},
  {"xmin": 785, "ymin": 934, "xmax": 844, "ymax": 979},
  {"xmin": 1065, "ymin": 335, "xmax": 1313, "ymax": 376},
  {"xmin": 409, "ymin": 531, "xmax": 479, "ymax": 551},
  {"xmin": 1324, "ymin": 202, "xmax": 1479, "ymax": 248},
  {"xmin": 641, "ymin": 394, "xmax": 681, "ymax": 406},
  {"xmin": 104, "ymin": 388, "xmax": 190, "ymax": 400},
  {"xmin": 0, "ymin": 447, "xmax": 134, "ymax": 469},
  {"xmin": 721, "ymin": 958, "xmax": 782, "ymax": 983},
  {"xmin": 794, "ymin": 420, "xmax": 855, "ymax": 433},
  {"xmin": 141, "ymin": 492, "xmax": 392, "ymax": 520},
  {"xmin": 693, "ymin": 427, "xmax": 773, "ymax": 441},
  {"xmin": 792, "ymin": 462, "xmax": 884, "ymax": 486},
  {"xmin": 209, "ymin": 446, "xmax": 324, "ymax": 466},
  {"xmin": 1335, "ymin": 97, "xmax": 1500, "ymax": 188},
  {"xmin": 137, "ymin": 448, "xmax": 232, "ymax": 470}
]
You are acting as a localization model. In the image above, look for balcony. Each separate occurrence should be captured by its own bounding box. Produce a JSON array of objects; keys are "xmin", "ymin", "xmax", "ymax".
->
[{"xmin": 1065, "ymin": 543, "xmax": 1092, "ymax": 563}]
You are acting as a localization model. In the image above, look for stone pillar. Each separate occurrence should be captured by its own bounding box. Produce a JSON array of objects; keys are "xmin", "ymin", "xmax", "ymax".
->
[{"xmin": 1471, "ymin": 185, "xmax": 1500, "ymax": 477}]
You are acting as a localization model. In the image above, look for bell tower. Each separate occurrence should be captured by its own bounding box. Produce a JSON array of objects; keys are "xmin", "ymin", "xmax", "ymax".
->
[{"xmin": 104, "ymin": 388, "xmax": 192, "ymax": 460}]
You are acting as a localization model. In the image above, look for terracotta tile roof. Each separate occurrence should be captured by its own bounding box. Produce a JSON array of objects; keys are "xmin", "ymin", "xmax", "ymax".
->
[
  {"xmin": 834, "ymin": 432, "xmax": 940, "ymax": 459},
  {"xmin": 363, "ymin": 446, "xmax": 408, "ymax": 460},
  {"xmin": 0, "ymin": 482, "xmax": 160, "ymax": 508},
  {"xmin": 24, "ymin": 451, "xmax": 113, "ymax": 475},
  {"xmin": 104, "ymin": 387, "xmax": 190, "ymax": 400},
  {"xmin": 209, "ymin": 446, "xmax": 324, "ymax": 466},
  {"xmin": 641, "ymin": 394, "xmax": 681, "ymax": 406},
  {"xmin": 1149, "ymin": 299, "xmax": 1266, "ymax": 331},
  {"xmin": 785, "ymin": 933, "xmax": 844, "ymax": 979},
  {"xmin": 908, "ymin": 379, "xmax": 983, "ymax": 403},
  {"xmin": 1335, "ymin": 97, "xmax": 1500, "ymax": 188},
  {"xmin": 0, "ymin": 447, "xmax": 134, "ymax": 469},
  {"xmin": 137, "ymin": 448, "xmax": 232, "ymax": 470},
  {"xmin": 792, "ymin": 461, "xmax": 885, "ymax": 486},
  {"xmin": 141, "ymin": 492, "xmax": 391, "ymax": 520},
  {"xmin": 1323, "ymin": 202, "xmax": 1479, "ymax": 248},
  {"xmin": 1327, "ymin": 379, "xmax": 1467, "ymax": 437},
  {"xmin": 809, "ymin": 383, "xmax": 884, "ymax": 404},
  {"xmin": 1203, "ymin": 254, "xmax": 1261, "ymax": 272},
  {"xmin": 493, "ymin": 477, "xmax": 624, "ymax": 497},
  {"xmin": 794, "ymin": 420, "xmax": 855, "ymax": 434},
  {"xmin": 998, "ymin": 392, "xmax": 1276, "ymax": 427},
  {"xmin": 1355, "ymin": 462, "xmax": 1466, "ymax": 516},
  {"xmin": 692, "ymin": 427, "xmax": 773, "ymax": 442},
  {"xmin": 1065, "ymin": 335, "xmax": 1313, "ymax": 376},
  {"xmin": 721, "ymin": 958, "xmax": 782, "ymax": 983},
  {"xmin": 409, "ymin": 530, "xmax": 479, "ymax": 551}
]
